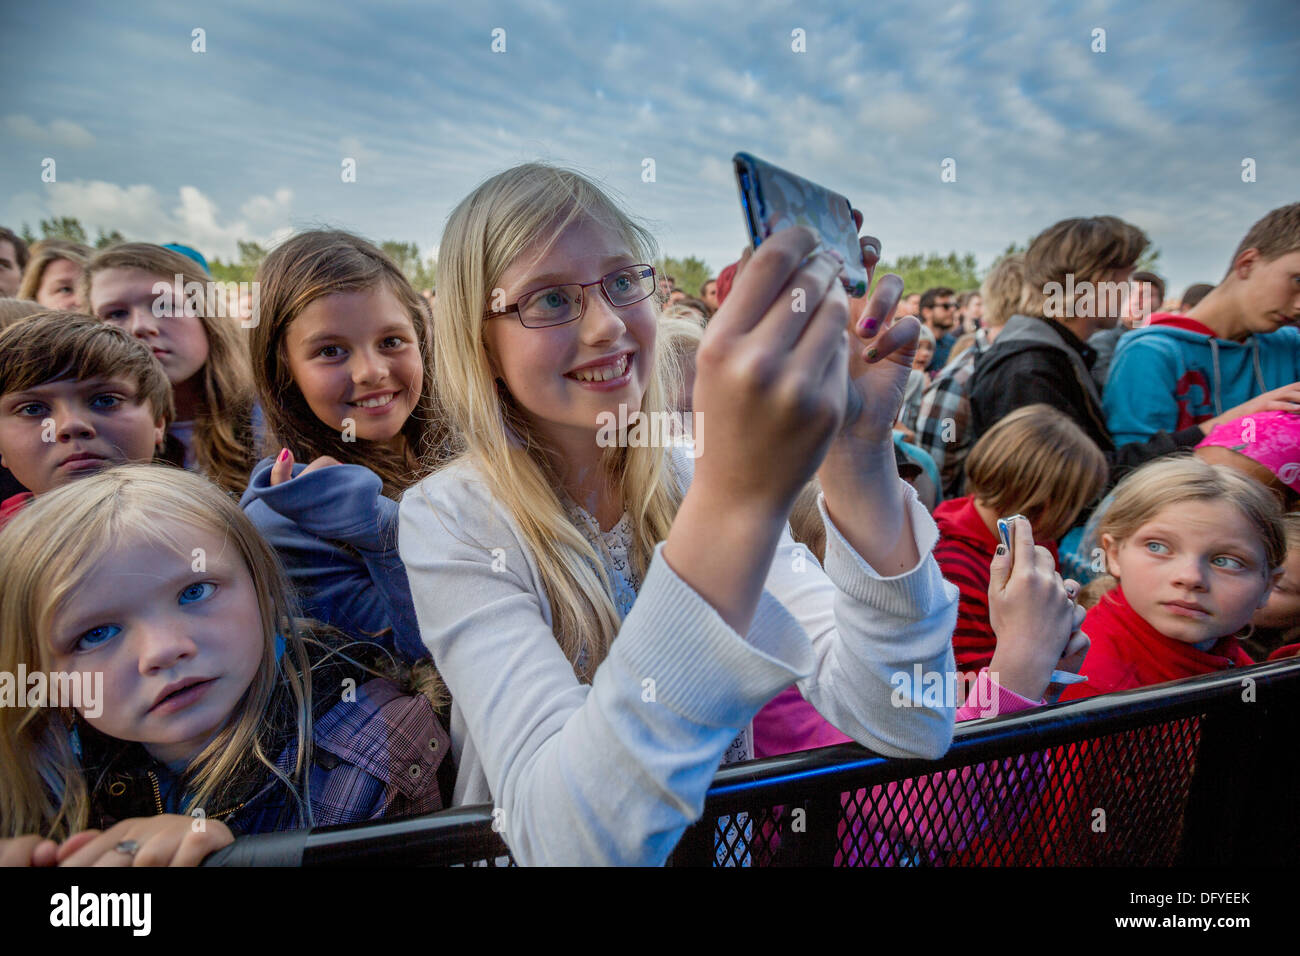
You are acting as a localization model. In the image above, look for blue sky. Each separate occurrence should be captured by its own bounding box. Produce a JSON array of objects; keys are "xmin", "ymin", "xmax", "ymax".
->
[{"xmin": 2, "ymin": 0, "xmax": 1297, "ymax": 297}]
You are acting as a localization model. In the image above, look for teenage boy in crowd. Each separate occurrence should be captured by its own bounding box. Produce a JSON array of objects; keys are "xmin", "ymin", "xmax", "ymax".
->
[
  {"xmin": 1104, "ymin": 203, "xmax": 1300, "ymax": 446},
  {"xmin": 968, "ymin": 216, "xmax": 1279, "ymax": 489}
]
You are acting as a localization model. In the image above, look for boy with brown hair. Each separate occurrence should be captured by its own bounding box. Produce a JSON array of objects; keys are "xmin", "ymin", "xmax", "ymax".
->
[
  {"xmin": 0, "ymin": 312, "xmax": 173, "ymax": 526},
  {"xmin": 970, "ymin": 215, "xmax": 1208, "ymax": 487},
  {"xmin": 1104, "ymin": 202, "xmax": 1300, "ymax": 448}
]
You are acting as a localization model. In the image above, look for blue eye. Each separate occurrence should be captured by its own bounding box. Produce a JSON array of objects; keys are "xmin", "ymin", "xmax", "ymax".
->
[
  {"xmin": 77, "ymin": 624, "xmax": 121, "ymax": 651},
  {"xmin": 15, "ymin": 403, "xmax": 48, "ymax": 418},
  {"xmin": 179, "ymin": 582, "xmax": 216, "ymax": 605},
  {"xmin": 1145, "ymin": 541, "xmax": 1169, "ymax": 554},
  {"xmin": 89, "ymin": 394, "xmax": 123, "ymax": 410},
  {"xmin": 1212, "ymin": 555, "xmax": 1246, "ymax": 570},
  {"xmin": 103, "ymin": 310, "xmax": 128, "ymax": 322}
]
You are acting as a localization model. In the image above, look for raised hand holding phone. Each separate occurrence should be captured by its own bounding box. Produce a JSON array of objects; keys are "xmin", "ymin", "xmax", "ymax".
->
[{"xmin": 987, "ymin": 516, "xmax": 1089, "ymax": 701}]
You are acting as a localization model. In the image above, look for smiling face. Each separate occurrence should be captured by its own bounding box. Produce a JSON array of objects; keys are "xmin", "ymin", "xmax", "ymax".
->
[
  {"xmin": 1237, "ymin": 250, "xmax": 1300, "ymax": 335},
  {"xmin": 36, "ymin": 258, "xmax": 85, "ymax": 311},
  {"xmin": 483, "ymin": 217, "xmax": 655, "ymax": 458},
  {"xmin": 283, "ymin": 285, "xmax": 423, "ymax": 447},
  {"xmin": 46, "ymin": 520, "xmax": 264, "ymax": 768},
  {"xmin": 1103, "ymin": 499, "xmax": 1280, "ymax": 645},
  {"xmin": 90, "ymin": 267, "xmax": 210, "ymax": 388},
  {"xmin": 0, "ymin": 376, "xmax": 165, "ymax": 494}
]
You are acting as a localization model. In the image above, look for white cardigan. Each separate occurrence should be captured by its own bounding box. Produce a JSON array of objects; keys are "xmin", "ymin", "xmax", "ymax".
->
[{"xmin": 397, "ymin": 445, "xmax": 957, "ymax": 865}]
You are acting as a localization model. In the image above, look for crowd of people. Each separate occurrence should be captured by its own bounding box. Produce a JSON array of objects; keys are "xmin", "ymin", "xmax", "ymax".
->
[{"xmin": 0, "ymin": 177, "xmax": 1296, "ymax": 867}]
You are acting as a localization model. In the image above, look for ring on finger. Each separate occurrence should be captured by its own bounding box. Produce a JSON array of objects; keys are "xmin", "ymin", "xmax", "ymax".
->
[{"xmin": 115, "ymin": 839, "xmax": 139, "ymax": 857}]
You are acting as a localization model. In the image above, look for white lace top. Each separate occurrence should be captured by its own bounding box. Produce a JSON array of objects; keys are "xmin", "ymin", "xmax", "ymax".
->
[{"xmin": 564, "ymin": 497, "xmax": 753, "ymax": 766}]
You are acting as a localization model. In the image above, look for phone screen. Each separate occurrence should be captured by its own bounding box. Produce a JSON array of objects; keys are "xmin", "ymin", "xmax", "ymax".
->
[{"xmin": 734, "ymin": 152, "xmax": 869, "ymax": 297}]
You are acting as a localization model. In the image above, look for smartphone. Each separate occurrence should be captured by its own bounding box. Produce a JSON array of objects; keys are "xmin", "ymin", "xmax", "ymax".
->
[{"xmin": 733, "ymin": 152, "xmax": 869, "ymax": 297}]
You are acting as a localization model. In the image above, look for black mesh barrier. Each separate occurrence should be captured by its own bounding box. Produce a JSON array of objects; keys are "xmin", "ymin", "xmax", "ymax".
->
[{"xmin": 203, "ymin": 657, "xmax": 1300, "ymax": 866}]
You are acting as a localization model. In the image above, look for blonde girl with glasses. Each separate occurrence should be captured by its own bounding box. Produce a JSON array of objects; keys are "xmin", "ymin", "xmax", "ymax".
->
[{"xmin": 400, "ymin": 163, "xmax": 959, "ymax": 865}]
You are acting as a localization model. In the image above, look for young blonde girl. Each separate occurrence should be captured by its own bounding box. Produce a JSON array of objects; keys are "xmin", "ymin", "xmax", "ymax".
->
[
  {"xmin": 240, "ymin": 231, "xmax": 450, "ymax": 661},
  {"xmin": 399, "ymin": 162, "xmax": 960, "ymax": 866},
  {"xmin": 18, "ymin": 239, "xmax": 92, "ymax": 311},
  {"xmin": 1061, "ymin": 455, "xmax": 1285, "ymax": 701},
  {"xmin": 0, "ymin": 466, "xmax": 449, "ymax": 867},
  {"xmin": 83, "ymin": 243, "xmax": 259, "ymax": 494}
]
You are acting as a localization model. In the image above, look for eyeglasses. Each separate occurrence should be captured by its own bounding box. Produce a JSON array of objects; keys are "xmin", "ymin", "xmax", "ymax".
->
[
  {"xmin": 484, "ymin": 264, "xmax": 657, "ymax": 328},
  {"xmin": 934, "ymin": 301, "xmax": 957, "ymax": 309}
]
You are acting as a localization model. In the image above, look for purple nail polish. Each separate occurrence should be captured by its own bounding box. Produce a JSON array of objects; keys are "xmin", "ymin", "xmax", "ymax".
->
[{"xmin": 861, "ymin": 317, "xmax": 879, "ymax": 335}]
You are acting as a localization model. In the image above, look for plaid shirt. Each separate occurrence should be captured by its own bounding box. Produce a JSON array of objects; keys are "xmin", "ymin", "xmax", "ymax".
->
[
  {"xmin": 92, "ymin": 677, "xmax": 449, "ymax": 835},
  {"xmin": 915, "ymin": 330, "xmax": 989, "ymax": 498},
  {"xmin": 231, "ymin": 677, "xmax": 449, "ymax": 833}
]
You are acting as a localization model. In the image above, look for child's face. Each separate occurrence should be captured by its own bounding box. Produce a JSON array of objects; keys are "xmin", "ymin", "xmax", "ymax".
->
[
  {"xmin": 284, "ymin": 285, "xmax": 423, "ymax": 446},
  {"xmin": 0, "ymin": 377, "xmax": 165, "ymax": 494},
  {"xmin": 1238, "ymin": 250, "xmax": 1300, "ymax": 336},
  {"xmin": 1103, "ymin": 500, "xmax": 1280, "ymax": 645},
  {"xmin": 90, "ymin": 268, "xmax": 210, "ymax": 388},
  {"xmin": 912, "ymin": 340, "xmax": 934, "ymax": 370},
  {"xmin": 1252, "ymin": 544, "xmax": 1300, "ymax": 632},
  {"xmin": 484, "ymin": 218, "xmax": 655, "ymax": 451},
  {"xmin": 36, "ymin": 258, "xmax": 85, "ymax": 311},
  {"xmin": 46, "ymin": 521, "xmax": 264, "ymax": 768}
]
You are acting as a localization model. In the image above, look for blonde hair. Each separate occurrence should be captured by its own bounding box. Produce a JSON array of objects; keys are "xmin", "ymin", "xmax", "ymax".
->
[
  {"xmin": 83, "ymin": 244, "xmax": 258, "ymax": 495},
  {"xmin": 0, "ymin": 297, "xmax": 50, "ymax": 329},
  {"xmin": 428, "ymin": 163, "xmax": 682, "ymax": 681},
  {"xmin": 1020, "ymin": 217, "xmax": 1148, "ymax": 318},
  {"xmin": 788, "ymin": 478, "xmax": 826, "ymax": 564},
  {"xmin": 18, "ymin": 239, "xmax": 92, "ymax": 304},
  {"xmin": 966, "ymin": 404, "xmax": 1108, "ymax": 541},
  {"xmin": 0, "ymin": 466, "xmax": 313, "ymax": 840},
  {"xmin": 1099, "ymin": 456, "xmax": 1286, "ymax": 573},
  {"xmin": 980, "ymin": 253, "xmax": 1025, "ymax": 328},
  {"xmin": 658, "ymin": 313, "xmax": 705, "ymax": 414}
]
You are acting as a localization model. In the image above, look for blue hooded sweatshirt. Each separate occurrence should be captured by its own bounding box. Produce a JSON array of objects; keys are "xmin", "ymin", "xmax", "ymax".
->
[
  {"xmin": 240, "ymin": 458, "xmax": 427, "ymax": 662},
  {"xmin": 1104, "ymin": 313, "xmax": 1300, "ymax": 446}
]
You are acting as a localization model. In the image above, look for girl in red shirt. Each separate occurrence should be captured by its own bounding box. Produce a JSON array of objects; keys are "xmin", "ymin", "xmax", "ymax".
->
[{"xmin": 1061, "ymin": 456, "xmax": 1286, "ymax": 701}]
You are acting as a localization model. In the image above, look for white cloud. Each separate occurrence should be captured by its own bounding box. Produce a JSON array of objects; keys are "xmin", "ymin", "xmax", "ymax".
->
[
  {"xmin": 4, "ymin": 115, "xmax": 95, "ymax": 149},
  {"xmin": 35, "ymin": 180, "xmax": 293, "ymax": 260}
]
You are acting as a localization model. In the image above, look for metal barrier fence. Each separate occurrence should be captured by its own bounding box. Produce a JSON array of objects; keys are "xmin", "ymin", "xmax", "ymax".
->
[{"xmin": 203, "ymin": 658, "xmax": 1300, "ymax": 866}]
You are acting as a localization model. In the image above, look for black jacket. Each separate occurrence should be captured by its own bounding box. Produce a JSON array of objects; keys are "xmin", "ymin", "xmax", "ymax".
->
[{"xmin": 969, "ymin": 315, "xmax": 1204, "ymax": 488}]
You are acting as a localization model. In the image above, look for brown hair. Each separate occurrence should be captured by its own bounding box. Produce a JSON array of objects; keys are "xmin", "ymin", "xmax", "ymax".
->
[
  {"xmin": 17, "ymin": 239, "xmax": 93, "ymax": 303},
  {"xmin": 0, "ymin": 227, "xmax": 29, "ymax": 272},
  {"xmin": 83, "ymin": 243, "xmax": 258, "ymax": 494},
  {"xmin": 1226, "ymin": 202, "xmax": 1300, "ymax": 278},
  {"xmin": 1098, "ymin": 456, "xmax": 1286, "ymax": 572},
  {"xmin": 1020, "ymin": 216, "xmax": 1149, "ymax": 317},
  {"xmin": 250, "ymin": 230, "xmax": 450, "ymax": 497},
  {"xmin": 966, "ymin": 403, "xmax": 1108, "ymax": 540},
  {"xmin": 1131, "ymin": 270, "xmax": 1165, "ymax": 305},
  {"xmin": 0, "ymin": 311, "xmax": 174, "ymax": 428},
  {"xmin": 0, "ymin": 298, "xmax": 50, "ymax": 330}
]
